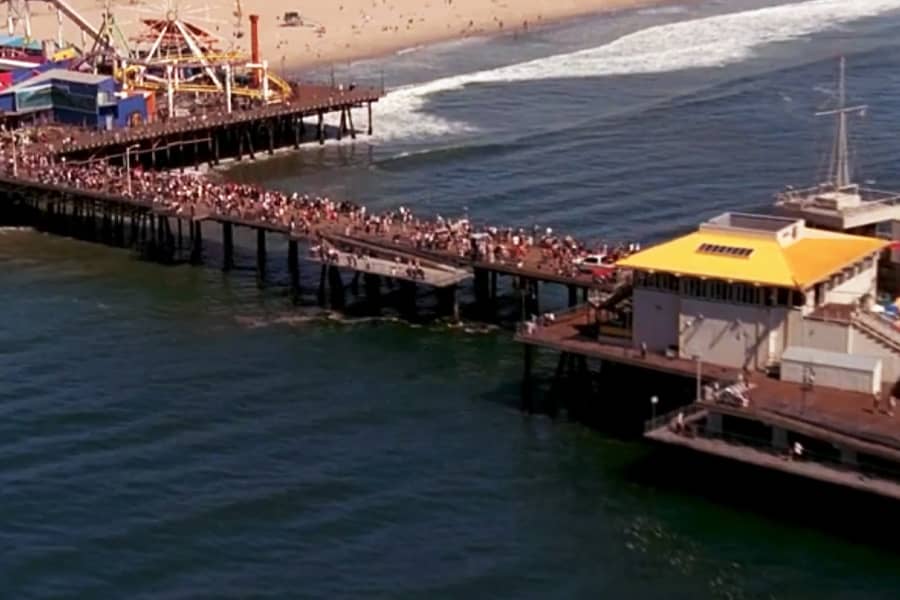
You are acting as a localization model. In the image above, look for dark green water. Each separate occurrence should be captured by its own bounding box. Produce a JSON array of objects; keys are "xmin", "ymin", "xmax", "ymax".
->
[
  {"xmin": 3, "ymin": 232, "xmax": 900, "ymax": 598},
  {"xmin": 7, "ymin": 0, "xmax": 900, "ymax": 596}
]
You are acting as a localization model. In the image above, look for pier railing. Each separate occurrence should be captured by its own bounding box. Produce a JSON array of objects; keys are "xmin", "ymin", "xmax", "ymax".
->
[
  {"xmin": 643, "ymin": 402, "xmax": 707, "ymax": 434},
  {"xmin": 678, "ymin": 424, "xmax": 900, "ymax": 486}
]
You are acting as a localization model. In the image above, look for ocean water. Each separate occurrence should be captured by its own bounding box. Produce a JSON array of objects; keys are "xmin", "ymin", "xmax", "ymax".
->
[{"xmin": 5, "ymin": 0, "xmax": 900, "ymax": 597}]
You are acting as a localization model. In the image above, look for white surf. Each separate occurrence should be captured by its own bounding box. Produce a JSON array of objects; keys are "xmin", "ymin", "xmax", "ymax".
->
[{"xmin": 373, "ymin": 0, "xmax": 900, "ymax": 142}]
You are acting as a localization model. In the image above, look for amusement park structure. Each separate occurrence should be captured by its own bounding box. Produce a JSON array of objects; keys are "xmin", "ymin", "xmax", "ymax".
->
[{"xmin": 2, "ymin": 0, "xmax": 293, "ymax": 114}]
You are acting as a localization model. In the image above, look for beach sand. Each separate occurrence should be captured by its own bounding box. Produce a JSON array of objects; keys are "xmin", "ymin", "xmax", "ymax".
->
[{"xmin": 20, "ymin": 0, "xmax": 672, "ymax": 73}]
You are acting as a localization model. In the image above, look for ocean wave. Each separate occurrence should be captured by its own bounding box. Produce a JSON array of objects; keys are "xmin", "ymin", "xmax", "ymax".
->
[{"xmin": 374, "ymin": 0, "xmax": 900, "ymax": 142}]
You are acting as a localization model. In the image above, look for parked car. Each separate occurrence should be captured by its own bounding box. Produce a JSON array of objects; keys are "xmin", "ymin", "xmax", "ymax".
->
[{"xmin": 573, "ymin": 254, "xmax": 608, "ymax": 273}]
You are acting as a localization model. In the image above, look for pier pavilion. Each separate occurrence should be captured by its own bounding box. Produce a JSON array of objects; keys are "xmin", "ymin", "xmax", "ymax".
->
[{"xmin": 517, "ymin": 212, "xmax": 900, "ymax": 501}]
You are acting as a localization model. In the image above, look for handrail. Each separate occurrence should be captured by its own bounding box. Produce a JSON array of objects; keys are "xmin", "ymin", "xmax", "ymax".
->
[
  {"xmin": 668, "ymin": 421, "xmax": 900, "ymax": 484},
  {"xmin": 853, "ymin": 311, "xmax": 900, "ymax": 353},
  {"xmin": 643, "ymin": 402, "xmax": 707, "ymax": 433}
]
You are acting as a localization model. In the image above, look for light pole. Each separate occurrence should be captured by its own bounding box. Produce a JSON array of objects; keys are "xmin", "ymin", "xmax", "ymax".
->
[
  {"xmin": 651, "ymin": 395, "xmax": 659, "ymax": 421},
  {"xmin": 125, "ymin": 144, "xmax": 140, "ymax": 195}
]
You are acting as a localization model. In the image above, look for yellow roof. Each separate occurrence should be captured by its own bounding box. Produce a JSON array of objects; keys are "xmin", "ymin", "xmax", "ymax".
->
[{"xmin": 617, "ymin": 228, "xmax": 886, "ymax": 289}]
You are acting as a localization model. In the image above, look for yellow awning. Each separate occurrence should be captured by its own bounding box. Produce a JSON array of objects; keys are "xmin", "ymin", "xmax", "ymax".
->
[{"xmin": 616, "ymin": 228, "xmax": 886, "ymax": 289}]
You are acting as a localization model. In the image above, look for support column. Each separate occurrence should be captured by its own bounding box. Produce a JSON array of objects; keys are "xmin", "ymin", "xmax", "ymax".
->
[
  {"xmin": 707, "ymin": 413, "xmax": 723, "ymax": 437},
  {"xmin": 256, "ymin": 228, "xmax": 267, "ymax": 285},
  {"xmin": 364, "ymin": 273, "xmax": 382, "ymax": 311},
  {"xmin": 448, "ymin": 284, "xmax": 460, "ymax": 322},
  {"xmin": 246, "ymin": 129, "xmax": 256, "ymax": 160},
  {"xmin": 347, "ymin": 108, "xmax": 356, "ymax": 139},
  {"xmin": 399, "ymin": 280, "xmax": 417, "ymax": 317},
  {"xmin": 223, "ymin": 222, "xmax": 234, "ymax": 270},
  {"xmin": 288, "ymin": 240, "xmax": 300, "ymax": 297},
  {"xmin": 568, "ymin": 284, "xmax": 578, "ymax": 308},
  {"xmin": 367, "ymin": 101, "xmax": 373, "ymax": 135},
  {"xmin": 190, "ymin": 220, "xmax": 203, "ymax": 264},
  {"xmin": 317, "ymin": 264, "xmax": 328, "ymax": 305},
  {"xmin": 328, "ymin": 265, "xmax": 345, "ymax": 309},
  {"xmin": 317, "ymin": 111, "xmax": 325, "ymax": 144}
]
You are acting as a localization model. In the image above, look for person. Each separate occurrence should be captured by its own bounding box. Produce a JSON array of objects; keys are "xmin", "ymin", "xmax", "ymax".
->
[{"xmin": 792, "ymin": 441, "xmax": 803, "ymax": 461}]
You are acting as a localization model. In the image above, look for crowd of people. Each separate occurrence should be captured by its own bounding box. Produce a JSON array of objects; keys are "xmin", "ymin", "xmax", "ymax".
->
[{"xmin": 0, "ymin": 131, "xmax": 638, "ymax": 281}]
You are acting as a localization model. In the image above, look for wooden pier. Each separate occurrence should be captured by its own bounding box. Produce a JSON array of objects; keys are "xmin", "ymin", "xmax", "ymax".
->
[
  {"xmin": 41, "ymin": 84, "xmax": 382, "ymax": 169},
  {"xmin": 515, "ymin": 306, "xmax": 900, "ymax": 500},
  {"xmin": 0, "ymin": 170, "xmax": 607, "ymax": 323}
]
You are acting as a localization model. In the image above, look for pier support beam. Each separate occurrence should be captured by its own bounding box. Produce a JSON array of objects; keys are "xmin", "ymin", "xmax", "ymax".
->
[
  {"xmin": 256, "ymin": 228, "xmax": 267, "ymax": 285},
  {"xmin": 347, "ymin": 108, "xmax": 356, "ymax": 139},
  {"xmin": 223, "ymin": 222, "xmax": 234, "ymax": 270},
  {"xmin": 288, "ymin": 240, "xmax": 300, "ymax": 298},
  {"xmin": 317, "ymin": 111, "xmax": 325, "ymax": 144},
  {"xmin": 190, "ymin": 221, "xmax": 203, "ymax": 264},
  {"xmin": 328, "ymin": 265, "xmax": 345, "ymax": 309},
  {"xmin": 399, "ymin": 280, "xmax": 417, "ymax": 318},
  {"xmin": 364, "ymin": 273, "xmax": 382, "ymax": 311},
  {"xmin": 568, "ymin": 284, "xmax": 578, "ymax": 308},
  {"xmin": 367, "ymin": 101, "xmax": 373, "ymax": 135},
  {"xmin": 439, "ymin": 285, "xmax": 460, "ymax": 323}
]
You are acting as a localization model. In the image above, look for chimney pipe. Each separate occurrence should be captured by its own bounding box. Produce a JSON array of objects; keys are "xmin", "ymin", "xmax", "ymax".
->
[{"xmin": 250, "ymin": 14, "xmax": 261, "ymax": 87}]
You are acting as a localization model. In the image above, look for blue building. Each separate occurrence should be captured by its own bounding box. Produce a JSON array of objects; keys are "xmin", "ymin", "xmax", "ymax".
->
[{"xmin": 0, "ymin": 69, "xmax": 148, "ymax": 129}]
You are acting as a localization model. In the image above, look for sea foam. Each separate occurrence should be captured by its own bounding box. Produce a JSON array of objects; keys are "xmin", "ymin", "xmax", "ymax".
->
[{"xmin": 373, "ymin": 0, "xmax": 900, "ymax": 141}]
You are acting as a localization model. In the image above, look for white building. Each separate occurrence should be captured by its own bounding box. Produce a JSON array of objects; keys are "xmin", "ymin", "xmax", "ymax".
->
[{"xmin": 615, "ymin": 212, "xmax": 898, "ymax": 386}]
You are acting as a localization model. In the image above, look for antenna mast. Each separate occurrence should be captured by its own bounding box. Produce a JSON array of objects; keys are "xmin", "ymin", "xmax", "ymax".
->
[{"xmin": 816, "ymin": 56, "xmax": 867, "ymax": 189}]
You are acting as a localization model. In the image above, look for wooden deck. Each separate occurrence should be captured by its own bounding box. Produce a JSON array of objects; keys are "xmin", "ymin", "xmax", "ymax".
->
[
  {"xmin": 0, "ymin": 175, "xmax": 605, "ymax": 291},
  {"xmin": 55, "ymin": 84, "xmax": 381, "ymax": 153},
  {"xmin": 516, "ymin": 306, "xmax": 900, "ymax": 453}
]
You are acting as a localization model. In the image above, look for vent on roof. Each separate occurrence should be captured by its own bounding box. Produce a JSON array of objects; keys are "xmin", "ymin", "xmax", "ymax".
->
[{"xmin": 697, "ymin": 243, "xmax": 754, "ymax": 257}]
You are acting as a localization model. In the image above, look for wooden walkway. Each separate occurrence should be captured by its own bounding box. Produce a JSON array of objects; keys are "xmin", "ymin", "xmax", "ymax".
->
[{"xmin": 0, "ymin": 175, "xmax": 604, "ymax": 293}]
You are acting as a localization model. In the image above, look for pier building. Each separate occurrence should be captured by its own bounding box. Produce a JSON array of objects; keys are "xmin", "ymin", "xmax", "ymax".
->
[
  {"xmin": 616, "ymin": 212, "xmax": 888, "ymax": 381},
  {"xmin": 517, "ymin": 212, "xmax": 900, "ymax": 501},
  {"xmin": 0, "ymin": 68, "xmax": 147, "ymax": 128}
]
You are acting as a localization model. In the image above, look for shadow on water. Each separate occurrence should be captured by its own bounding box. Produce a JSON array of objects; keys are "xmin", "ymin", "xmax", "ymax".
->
[
  {"xmin": 625, "ymin": 446, "xmax": 900, "ymax": 553},
  {"xmin": 482, "ymin": 356, "xmax": 900, "ymax": 552}
]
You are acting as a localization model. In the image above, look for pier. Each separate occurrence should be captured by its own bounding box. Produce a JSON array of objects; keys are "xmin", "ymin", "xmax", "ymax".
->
[
  {"xmin": 0, "ymin": 118, "xmax": 629, "ymax": 323},
  {"xmin": 24, "ymin": 84, "xmax": 382, "ymax": 170}
]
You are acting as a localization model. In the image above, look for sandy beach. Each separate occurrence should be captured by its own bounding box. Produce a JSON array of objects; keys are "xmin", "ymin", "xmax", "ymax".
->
[{"xmin": 21, "ymin": 0, "xmax": 674, "ymax": 73}]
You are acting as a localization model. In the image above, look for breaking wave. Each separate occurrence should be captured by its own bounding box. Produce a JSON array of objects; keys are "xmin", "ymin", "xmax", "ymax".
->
[{"xmin": 374, "ymin": 0, "xmax": 900, "ymax": 141}]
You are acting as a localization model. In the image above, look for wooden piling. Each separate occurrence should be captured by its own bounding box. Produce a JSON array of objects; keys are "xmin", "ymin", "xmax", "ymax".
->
[{"xmin": 256, "ymin": 228, "xmax": 267, "ymax": 285}]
